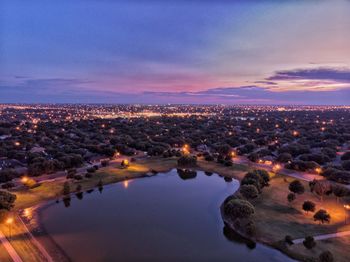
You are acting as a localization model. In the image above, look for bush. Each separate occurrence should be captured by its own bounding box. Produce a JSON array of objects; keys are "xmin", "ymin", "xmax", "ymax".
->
[
  {"xmin": 289, "ymin": 180, "xmax": 305, "ymax": 195},
  {"xmin": 62, "ymin": 181, "xmax": 70, "ymax": 196},
  {"xmin": 1, "ymin": 182, "xmax": 15, "ymax": 189},
  {"xmin": 101, "ymin": 160, "xmax": 109, "ymax": 167},
  {"xmin": 73, "ymin": 175, "xmax": 83, "ymax": 180},
  {"xmin": 240, "ymin": 185, "xmax": 259, "ymax": 199},
  {"xmin": 341, "ymin": 151, "xmax": 350, "ymax": 161},
  {"xmin": 314, "ymin": 209, "xmax": 331, "ymax": 223},
  {"xmin": 342, "ymin": 160, "xmax": 350, "ymax": 171},
  {"xmin": 87, "ymin": 167, "xmax": 96, "ymax": 173},
  {"xmin": 76, "ymin": 184, "xmax": 82, "ymax": 192},
  {"xmin": 287, "ymin": 193, "xmax": 296, "ymax": 203},
  {"xmin": 0, "ymin": 169, "xmax": 20, "ymax": 183},
  {"xmin": 205, "ymin": 155, "xmax": 214, "ymax": 161},
  {"xmin": 284, "ymin": 235, "xmax": 294, "ymax": 245},
  {"xmin": 302, "ymin": 201, "xmax": 316, "ymax": 213},
  {"xmin": 277, "ymin": 153, "xmax": 292, "ymax": 163},
  {"xmin": 303, "ymin": 236, "xmax": 316, "ymax": 249},
  {"xmin": 224, "ymin": 199, "xmax": 255, "ymax": 219},
  {"xmin": 178, "ymin": 155, "xmax": 197, "ymax": 167},
  {"xmin": 319, "ymin": 251, "xmax": 334, "ymax": 262}
]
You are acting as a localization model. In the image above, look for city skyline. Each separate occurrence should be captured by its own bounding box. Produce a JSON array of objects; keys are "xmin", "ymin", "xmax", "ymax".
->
[{"xmin": 1, "ymin": 0, "xmax": 350, "ymax": 104}]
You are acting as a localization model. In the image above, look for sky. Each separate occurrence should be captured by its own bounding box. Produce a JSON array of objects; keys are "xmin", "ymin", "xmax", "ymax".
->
[{"xmin": 1, "ymin": 0, "xmax": 350, "ymax": 105}]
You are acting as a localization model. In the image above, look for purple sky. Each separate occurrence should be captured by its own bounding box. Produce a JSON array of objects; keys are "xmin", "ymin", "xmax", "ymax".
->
[{"xmin": 1, "ymin": 0, "xmax": 350, "ymax": 104}]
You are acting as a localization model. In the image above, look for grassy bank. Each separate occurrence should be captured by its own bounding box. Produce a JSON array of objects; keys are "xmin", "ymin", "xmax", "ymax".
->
[
  {"xmin": 5, "ymin": 157, "xmax": 177, "ymax": 262},
  {"xmin": 14, "ymin": 157, "xmax": 177, "ymax": 210},
  {"xmin": 208, "ymin": 158, "xmax": 350, "ymax": 261}
]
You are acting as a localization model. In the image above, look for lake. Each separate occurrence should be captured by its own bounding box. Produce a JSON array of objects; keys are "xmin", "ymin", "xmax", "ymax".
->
[{"xmin": 40, "ymin": 169, "xmax": 292, "ymax": 261}]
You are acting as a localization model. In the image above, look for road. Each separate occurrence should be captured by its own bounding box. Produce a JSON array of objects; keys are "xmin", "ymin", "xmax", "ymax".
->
[
  {"xmin": 232, "ymin": 156, "xmax": 323, "ymax": 181},
  {"xmin": 0, "ymin": 230, "xmax": 23, "ymax": 262}
]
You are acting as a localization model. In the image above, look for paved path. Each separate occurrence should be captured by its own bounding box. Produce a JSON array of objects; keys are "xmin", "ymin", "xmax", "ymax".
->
[
  {"xmin": 233, "ymin": 156, "xmax": 323, "ymax": 182},
  {"xmin": 293, "ymin": 230, "xmax": 350, "ymax": 244},
  {"xmin": 0, "ymin": 230, "xmax": 23, "ymax": 262},
  {"xmin": 17, "ymin": 215, "xmax": 53, "ymax": 262}
]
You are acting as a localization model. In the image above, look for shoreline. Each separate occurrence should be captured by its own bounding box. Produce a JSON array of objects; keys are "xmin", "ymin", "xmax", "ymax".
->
[
  {"xmin": 19, "ymin": 162, "xmax": 293, "ymax": 262},
  {"xmin": 13, "ymin": 159, "xmax": 173, "ymax": 261},
  {"xmin": 10, "ymin": 158, "xmax": 343, "ymax": 262}
]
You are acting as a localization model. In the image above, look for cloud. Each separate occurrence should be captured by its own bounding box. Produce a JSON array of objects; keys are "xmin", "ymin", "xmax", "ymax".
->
[
  {"xmin": 267, "ymin": 67, "xmax": 350, "ymax": 82},
  {"xmin": 142, "ymin": 85, "xmax": 350, "ymax": 105}
]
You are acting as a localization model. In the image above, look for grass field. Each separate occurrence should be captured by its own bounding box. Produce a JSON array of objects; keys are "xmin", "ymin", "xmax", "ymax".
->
[
  {"xmin": 14, "ymin": 157, "xmax": 178, "ymax": 210},
  {"xmin": 202, "ymin": 158, "xmax": 350, "ymax": 261},
  {"xmin": 289, "ymin": 235, "xmax": 350, "ymax": 262}
]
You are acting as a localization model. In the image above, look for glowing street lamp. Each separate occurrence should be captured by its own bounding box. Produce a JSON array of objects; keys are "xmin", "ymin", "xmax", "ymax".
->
[
  {"xmin": 182, "ymin": 144, "xmax": 190, "ymax": 154},
  {"xmin": 315, "ymin": 167, "xmax": 322, "ymax": 174},
  {"xmin": 273, "ymin": 164, "xmax": 282, "ymax": 172},
  {"xmin": 344, "ymin": 204, "xmax": 350, "ymax": 224},
  {"xmin": 6, "ymin": 217, "xmax": 13, "ymax": 238},
  {"xmin": 21, "ymin": 176, "xmax": 29, "ymax": 184}
]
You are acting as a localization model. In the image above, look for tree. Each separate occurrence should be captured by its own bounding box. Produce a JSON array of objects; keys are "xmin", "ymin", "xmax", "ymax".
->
[
  {"xmin": 284, "ymin": 235, "xmax": 294, "ymax": 245},
  {"xmin": 314, "ymin": 209, "xmax": 331, "ymax": 224},
  {"xmin": 253, "ymin": 169, "xmax": 270, "ymax": 187},
  {"xmin": 62, "ymin": 181, "xmax": 70, "ymax": 196},
  {"xmin": 241, "ymin": 170, "xmax": 270, "ymax": 193},
  {"xmin": 302, "ymin": 201, "xmax": 316, "ymax": 213},
  {"xmin": 0, "ymin": 190, "xmax": 16, "ymax": 211},
  {"xmin": 310, "ymin": 180, "xmax": 332, "ymax": 201},
  {"xmin": 98, "ymin": 180, "xmax": 103, "ymax": 193},
  {"xmin": 287, "ymin": 193, "xmax": 296, "ymax": 203},
  {"xmin": 303, "ymin": 236, "xmax": 316, "ymax": 249},
  {"xmin": 332, "ymin": 185, "xmax": 349, "ymax": 202},
  {"xmin": 319, "ymin": 251, "xmax": 334, "ymax": 262},
  {"xmin": 224, "ymin": 199, "xmax": 255, "ymax": 219},
  {"xmin": 76, "ymin": 184, "xmax": 82, "ymax": 192},
  {"xmin": 240, "ymin": 185, "xmax": 259, "ymax": 199},
  {"xmin": 289, "ymin": 180, "xmax": 305, "ymax": 195},
  {"xmin": 177, "ymin": 155, "xmax": 197, "ymax": 167}
]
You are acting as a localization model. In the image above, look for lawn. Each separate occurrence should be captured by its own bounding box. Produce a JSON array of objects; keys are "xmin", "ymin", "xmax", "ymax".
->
[
  {"xmin": 198, "ymin": 159, "xmax": 350, "ymax": 261},
  {"xmin": 289, "ymin": 235, "xmax": 350, "ymax": 262},
  {"xmin": 14, "ymin": 157, "xmax": 178, "ymax": 210}
]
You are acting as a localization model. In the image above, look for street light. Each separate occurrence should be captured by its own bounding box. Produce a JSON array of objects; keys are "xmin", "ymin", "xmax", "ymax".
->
[
  {"xmin": 344, "ymin": 204, "xmax": 350, "ymax": 224},
  {"xmin": 273, "ymin": 164, "xmax": 282, "ymax": 172},
  {"xmin": 21, "ymin": 176, "xmax": 29, "ymax": 184},
  {"xmin": 6, "ymin": 217, "xmax": 13, "ymax": 239}
]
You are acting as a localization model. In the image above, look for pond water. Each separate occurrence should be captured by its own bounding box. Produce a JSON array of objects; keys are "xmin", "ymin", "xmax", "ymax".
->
[{"xmin": 40, "ymin": 169, "xmax": 292, "ymax": 262}]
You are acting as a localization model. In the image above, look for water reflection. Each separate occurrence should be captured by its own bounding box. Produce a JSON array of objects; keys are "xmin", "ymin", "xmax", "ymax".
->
[
  {"xmin": 177, "ymin": 168, "xmax": 197, "ymax": 180},
  {"xmin": 223, "ymin": 224, "xmax": 256, "ymax": 249},
  {"xmin": 63, "ymin": 197, "xmax": 71, "ymax": 208},
  {"xmin": 76, "ymin": 192, "xmax": 84, "ymax": 200}
]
